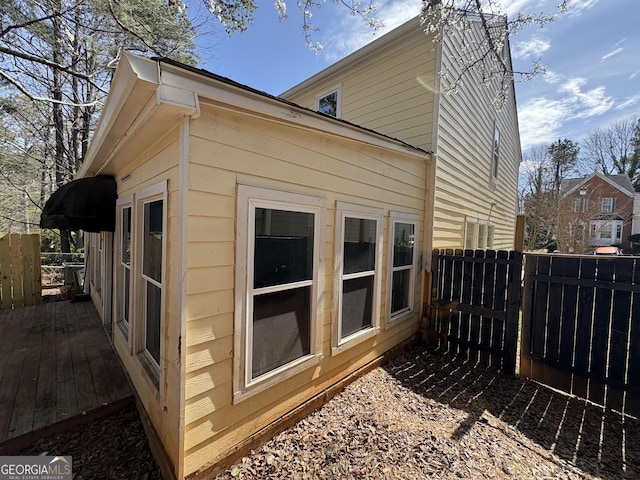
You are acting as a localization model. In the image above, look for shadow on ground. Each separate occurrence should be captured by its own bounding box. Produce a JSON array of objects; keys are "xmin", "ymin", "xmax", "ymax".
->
[{"xmin": 385, "ymin": 347, "xmax": 640, "ymax": 480}]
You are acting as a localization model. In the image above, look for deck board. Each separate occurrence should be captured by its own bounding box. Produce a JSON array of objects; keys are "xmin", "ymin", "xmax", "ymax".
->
[{"xmin": 0, "ymin": 300, "xmax": 132, "ymax": 446}]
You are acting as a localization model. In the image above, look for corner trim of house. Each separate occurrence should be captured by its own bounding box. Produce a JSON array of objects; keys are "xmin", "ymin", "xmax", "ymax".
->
[
  {"xmin": 134, "ymin": 395, "xmax": 177, "ymax": 480},
  {"xmin": 185, "ymin": 334, "xmax": 418, "ymax": 480}
]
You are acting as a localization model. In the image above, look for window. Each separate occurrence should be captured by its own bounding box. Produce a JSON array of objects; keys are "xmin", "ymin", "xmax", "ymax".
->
[
  {"xmin": 388, "ymin": 213, "xmax": 418, "ymax": 323},
  {"xmin": 616, "ymin": 223, "xmax": 622, "ymax": 241},
  {"xmin": 465, "ymin": 218, "xmax": 493, "ymax": 250},
  {"xmin": 491, "ymin": 123, "xmax": 500, "ymax": 180},
  {"xmin": 115, "ymin": 196, "xmax": 133, "ymax": 340},
  {"xmin": 573, "ymin": 198, "xmax": 588, "ymax": 213},
  {"xmin": 333, "ymin": 203, "xmax": 383, "ymax": 354},
  {"xmin": 601, "ymin": 222, "xmax": 613, "ymax": 239},
  {"xmin": 316, "ymin": 86, "xmax": 341, "ymax": 117},
  {"xmin": 135, "ymin": 181, "xmax": 167, "ymax": 383},
  {"xmin": 465, "ymin": 221, "xmax": 476, "ymax": 250},
  {"xmin": 601, "ymin": 197, "xmax": 614, "ymax": 213},
  {"xmin": 477, "ymin": 223, "xmax": 487, "ymax": 250},
  {"xmin": 234, "ymin": 185, "xmax": 324, "ymax": 402}
]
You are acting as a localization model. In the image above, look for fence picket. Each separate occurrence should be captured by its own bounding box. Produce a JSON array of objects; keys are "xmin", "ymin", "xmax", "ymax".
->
[
  {"xmin": 521, "ymin": 253, "xmax": 639, "ymax": 417},
  {"xmin": 0, "ymin": 233, "xmax": 42, "ymax": 309},
  {"xmin": 430, "ymin": 249, "xmax": 520, "ymax": 372}
]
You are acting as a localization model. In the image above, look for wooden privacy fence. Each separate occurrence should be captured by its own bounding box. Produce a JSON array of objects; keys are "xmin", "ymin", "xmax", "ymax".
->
[
  {"xmin": 0, "ymin": 233, "xmax": 41, "ymax": 309},
  {"xmin": 521, "ymin": 253, "xmax": 640, "ymax": 418},
  {"xmin": 428, "ymin": 249, "xmax": 523, "ymax": 374}
]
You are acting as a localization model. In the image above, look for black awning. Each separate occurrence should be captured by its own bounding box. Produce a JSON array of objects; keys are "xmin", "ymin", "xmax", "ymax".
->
[{"xmin": 40, "ymin": 176, "xmax": 117, "ymax": 232}]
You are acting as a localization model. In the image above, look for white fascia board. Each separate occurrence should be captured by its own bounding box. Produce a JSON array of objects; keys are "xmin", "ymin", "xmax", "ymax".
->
[{"xmin": 79, "ymin": 53, "xmax": 200, "ymax": 177}]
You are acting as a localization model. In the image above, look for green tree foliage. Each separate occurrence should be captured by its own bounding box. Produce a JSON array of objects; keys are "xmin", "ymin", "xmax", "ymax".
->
[{"xmin": 0, "ymin": 0, "xmax": 198, "ymax": 237}]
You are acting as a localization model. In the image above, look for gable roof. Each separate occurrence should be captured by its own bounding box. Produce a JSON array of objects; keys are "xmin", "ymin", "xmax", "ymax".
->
[
  {"xmin": 560, "ymin": 172, "xmax": 635, "ymax": 198},
  {"xmin": 78, "ymin": 52, "xmax": 431, "ymax": 178},
  {"xmin": 280, "ymin": 16, "xmax": 424, "ymax": 98}
]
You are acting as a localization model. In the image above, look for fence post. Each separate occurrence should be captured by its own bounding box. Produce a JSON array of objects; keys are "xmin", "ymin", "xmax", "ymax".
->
[
  {"xmin": 503, "ymin": 251, "xmax": 523, "ymax": 374},
  {"xmin": 0, "ymin": 235, "xmax": 10, "ymax": 309}
]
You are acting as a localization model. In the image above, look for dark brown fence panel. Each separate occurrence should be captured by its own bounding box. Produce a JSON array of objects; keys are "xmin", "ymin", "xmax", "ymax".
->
[
  {"xmin": 430, "ymin": 249, "xmax": 522, "ymax": 374},
  {"xmin": 521, "ymin": 253, "xmax": 640, "ymax": 418}
]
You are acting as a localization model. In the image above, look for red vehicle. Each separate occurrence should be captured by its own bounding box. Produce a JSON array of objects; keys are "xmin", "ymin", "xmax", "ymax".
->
[{"xmin": 593, "ymin": 246, "xmax": 623, "ymax": 255}]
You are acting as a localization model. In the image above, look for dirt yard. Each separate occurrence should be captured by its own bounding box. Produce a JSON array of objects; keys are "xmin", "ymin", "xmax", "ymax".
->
[
  {"xmin": 18, "ymin": 347, "xmax": 639, "ymax": 479},
  {"xmin": 215, "ymin": 347, "xmax": 639, "ymax": 479}
]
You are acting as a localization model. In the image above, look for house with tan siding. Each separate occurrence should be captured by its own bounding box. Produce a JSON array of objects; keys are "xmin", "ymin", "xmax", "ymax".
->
[
  {"xmin": 42, "ymin": 52, "xmax": 433, "ymax": 479},
  {"xmin": 281, "ymin": 15, "xmax": 522, "ymax": 251},
  {"xmin": 41, "ymin": 14, "xmax": 523, "ymax": 478}
]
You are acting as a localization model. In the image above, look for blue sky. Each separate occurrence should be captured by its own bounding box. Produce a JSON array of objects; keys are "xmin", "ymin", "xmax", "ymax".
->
[{"xmin": 189, "ymin": 0, "xmax": 640, "ymax": 151}]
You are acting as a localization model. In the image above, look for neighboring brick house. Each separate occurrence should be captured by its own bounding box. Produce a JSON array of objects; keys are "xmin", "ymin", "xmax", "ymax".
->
[{"xmin": 558, "ymin": 173, "xmax": 635, "ymax": 253}]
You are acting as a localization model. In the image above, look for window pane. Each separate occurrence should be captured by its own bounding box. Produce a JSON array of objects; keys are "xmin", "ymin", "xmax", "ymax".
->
[
  {"xmin": 465, "ymin": 222, "xmax": 476, "ymax": 250},
  {"xmin": 146, "ymin": 283, "xmax": 162, "ymax": 364},
  {"xmin": 343, "ymin": 217, "xmax": 376, "ymax": 274},
  {"xmin": 478, "ymin": 224, "xmax": 486, "ymax": 249},
  {"xmin": 122, "ymin": 207, "xmax": 131, "ymax": 265},
  {"xmin": 318, "ymin": 91, "xmax": 337, "ymax": 117},
  {"xmin": 143, "ymin": 200, "xmax": 163, "ymax": 282},
  {"xmin": 393, "ymin": 222, "xmax": 414, "ymax": 267},
  {"xmin": 341, "ymin": 275, "xmax": 374, "ymax": 338},
  {"xmin": 391, "ymin": 269, "xmax": 410, "ymax": 314},
  {"xmin": 254, "ymin": 208, "xmax": 314, "ymax": 288},
  {"xmin": 252, "ymin": 287, "xmax": 311, "ymax": 379},
  {"xmin": 123, "ymin": 267, "xmax": 130, "ymax": 323}
]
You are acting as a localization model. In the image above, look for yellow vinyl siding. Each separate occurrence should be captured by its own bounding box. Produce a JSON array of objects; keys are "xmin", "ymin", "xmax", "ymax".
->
[
  {"xmin": 182, "ymin": 104, "xmax": 428, "ymax": 476},
  {"xmin": 282, "ymin": 17, "xmax": 521, "ymax": 252},
  {"xmin": 434, "ymin": 22, "xmax": 520, "ymax": 249},
  {"xmin": 284, "ymin": 26, "xmax": 436, "ymax": 152},
  {"xmin": 109, "ymin": 132, "xmax": 182, "ymax": 473}
]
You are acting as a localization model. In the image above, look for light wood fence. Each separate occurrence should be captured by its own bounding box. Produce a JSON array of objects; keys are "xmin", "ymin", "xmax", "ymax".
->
[{"xmin": 0, "ymin": 233, "xmax": 41, "ymax": 308}]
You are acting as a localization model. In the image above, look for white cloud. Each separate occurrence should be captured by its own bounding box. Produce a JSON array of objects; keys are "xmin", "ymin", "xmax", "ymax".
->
[
  {"xmin": 630, "ymin": 70, "xmax": 640, "ymax": 80},
  {"xmin": 616, "ymin": 94, "xmax": 640, "ymax": 110},
  {"xmin": 512, "ymin": 37, "xmax": 551, "ymax": 59},
  {"xmin": 563, "ymin": 0, "xmax": 600, "ymax": 16},
  {"xmin": 601, "ymin": 47, "xmax": 624, "ymax": 62},
  {"xmin": 518, "ymin": 75, "xmax": 615, "ymax": 147},
  {"xmin": 518, "ymin": 97, "xmax": 570, "ymax": 147},
  {"xmin": 321, "ymin": 0, "xmax": 421, "ymax": 63},
  {"xmin": 560, "ymin": 77, "xmax": 614, "ymax": 118}
]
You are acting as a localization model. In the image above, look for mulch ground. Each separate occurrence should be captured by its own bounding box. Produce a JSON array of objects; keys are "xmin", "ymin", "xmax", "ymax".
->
[{"xmin": 15, "ymin": 346, "xmax": 640, "ymax": 479}]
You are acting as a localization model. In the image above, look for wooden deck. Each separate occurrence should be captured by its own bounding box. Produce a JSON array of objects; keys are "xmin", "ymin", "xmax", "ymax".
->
[{"xmin": 0, "ymin": 300, "xmax": 132, "ymax": 450}]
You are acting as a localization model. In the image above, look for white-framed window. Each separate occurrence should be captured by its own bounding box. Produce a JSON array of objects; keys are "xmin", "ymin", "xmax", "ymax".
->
[
  {"xmin": 465, "ymin": 221, "xmax": 477, "ymax": 250},
  {"xmin": 388, "ymin": 212, "xmax": 419, "ymax": 324},
  {"xmin": 491, "ymin": 123, "xmax": 500, "ymax": 180},
  {"xmin": 590, "ymin": 219, "xmax": 623, "ymax": 242},
  {"xmin": 601, "ymin": 197, "xmax": 614, "ymax": 213},
  {"xmin": 573, "ymin": 197, "xmax": 588, "ymax": 213},
  {"xmin": 332, "ymin": 202, "xmax": 383, "ymax": 354},
  {"xmin": 464, "ymin": 217, "xmax": 494, "ymax": 250},
  {"xmin": 234, "ymin": 185, "xmax": 325, "ymax": 403},
  {"xmin": 316, "ymin": 85, "xmax": 341, "ymax": 118},
  {"xmin": 477, "ymin": 223, "xmax": 487, "ymax": 250},
  {"xmin": 135, "ymin": 181, "xmax": 167, "ymax": 386},
  {"xmin": 115, "ymin": 195, "xmax": 133, "ymax": 342}
]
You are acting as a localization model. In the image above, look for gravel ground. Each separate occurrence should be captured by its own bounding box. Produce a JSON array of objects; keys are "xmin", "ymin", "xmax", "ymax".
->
[{"xmin": 17, "ymin": 347, "xmax": 640, "ymax": 479}]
